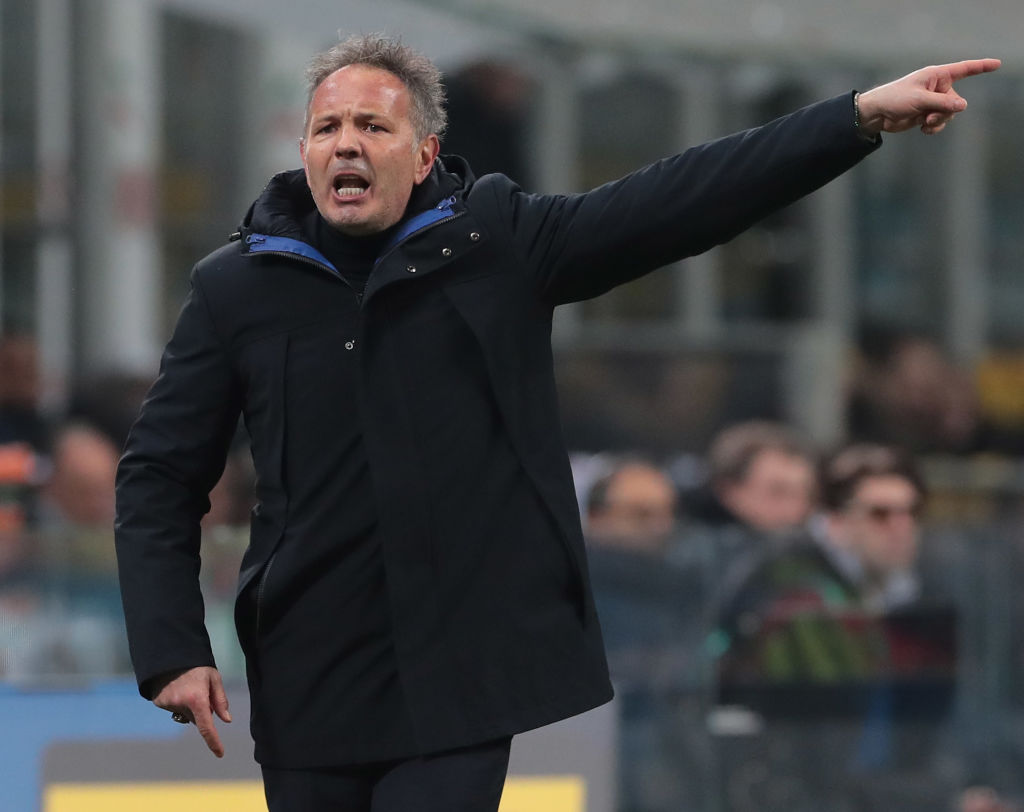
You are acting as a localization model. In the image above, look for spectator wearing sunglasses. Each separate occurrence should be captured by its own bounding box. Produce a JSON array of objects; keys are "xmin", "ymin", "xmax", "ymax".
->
[
  {"xmin": 815, "ymin": 443, "xmax": 926, "ymax": 612},
  {"xmin": 715, "ymin": 443, "xmax": 930, "ymax": 680}
]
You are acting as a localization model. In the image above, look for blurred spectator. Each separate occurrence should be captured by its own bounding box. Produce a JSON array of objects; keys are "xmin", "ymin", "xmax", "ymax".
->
[
  {"xmin": 0, "ymin": 352, "xmax": 47, "ymax": 676},
  {"xmin": 715, "ymin": 442, "xmax": 959, "ymax": 738},
  {"xmin": 814, "ymin": 442, "xmax": 927, "ymax": 612},
  {"xmin": 0, "ymin": 441, "xmax": 44, "ymax": 547},
  {"xmin": 847, "ymin": 327, "xmax": 1024, "ymax": 455},
  {"xmin": 0, "ymin": 331, "xmax": 50, "ymax": 452},
  {"xmin": 36, "ymin": 421, "xmax": 118, "ymax": 531},
  {"xmin": 0, "ymin": 333, "xmax": 50, "ymax": 568},
  {"xmin": 21, "ymin": 421, "xmax": 128, "ymax": 677},
  {"xmin": 0, "ymin": 444, "xmax": 41, "ymax": 667},
  {"xmin": 701, "ymin": 420, "xmax": 817, "ymax": 536},
  {"xmin": 959, "ymin": 786, "xmax": 1022, "ymax": 812},
  {"xmin": 958, "ymin": 786, "xmax": 1024, "ymax": 810},
  {"xmin": 679, "ymin": 420, "xmax": 817, "ymax": 593},
  {"xmin": 585, "ymin": 458, "xmax": 708, "ymax": 812},
  {"xmin": 714, "ymin": 443, "xmax": 959, "ymax": 806},
  {"xmin": 584, "ymin": 457, "xmax": 688, "ymax": 672},
  {"xmin": 719, "ymin": 443, "xmax": 929, "ymax": 648},
  {"xmin": 586, "ymin": 457, "xmax": 679, "ymax": 555}
]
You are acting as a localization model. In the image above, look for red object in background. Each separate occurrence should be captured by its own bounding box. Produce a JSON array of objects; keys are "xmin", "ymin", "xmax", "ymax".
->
[{"xmin": 0, "ymin": 443, "xmax": 40, "ymax": 535}]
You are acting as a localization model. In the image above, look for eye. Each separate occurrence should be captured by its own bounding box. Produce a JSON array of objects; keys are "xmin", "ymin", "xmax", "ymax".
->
[
  {"xmin": 365, "ymin": 123, "xmax": 385, "ymax": 133},
  {"xmin": 317, "ymin": 123, "xmax": 337, "ymax": 135}
]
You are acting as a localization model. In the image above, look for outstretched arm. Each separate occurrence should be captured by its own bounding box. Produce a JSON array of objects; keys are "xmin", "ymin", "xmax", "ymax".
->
[{"xmin": 857, "ymin": 58, "xmax": 1001, "ymax": 136}]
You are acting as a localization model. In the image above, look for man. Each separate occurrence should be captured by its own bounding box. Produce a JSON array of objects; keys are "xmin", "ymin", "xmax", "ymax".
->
[
  {"xmin": 114, "ymin": 32, "xmax": 999, "ymax": 811},
  {"xmin": 586, "ymin": 457, "xmax": 679, "ymax": 555},
  {"xmin": 12, "ymin": 422, "xmax": 127, "ymax": 679},
  {"xmin": 584, "ymin": 459, "xmax": 701, "ymax": 812},
  {"xmin": 39, "ymin": 422, "xmax": 120, "ymax": 530},
  {"xmin": 704, "ymin": 420, "xmax": 817, "ymax": 537},
  {"xmin": 815, "ymin": 442, "xmax": 927, "ymax": 612},
  {"xmin": 682, "ymin": 420, "xmax": 818, "ymax": 603}
]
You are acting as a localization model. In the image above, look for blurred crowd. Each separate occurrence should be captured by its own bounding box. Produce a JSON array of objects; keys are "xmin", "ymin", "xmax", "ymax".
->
[
  {"xmin": 576, "ymin": 418, "xmax": 1022, "ymax": 812},
  {"xmin": 562, "ymin": 321, "xmax": 1024, "ymax": 812},
  {"xmin": 0, "ymin": 331, "xmax": 254, "ymax": 682},
  {"xmin": 5, "ymin": 311, "xmax": 1024, "ymax": 812}
]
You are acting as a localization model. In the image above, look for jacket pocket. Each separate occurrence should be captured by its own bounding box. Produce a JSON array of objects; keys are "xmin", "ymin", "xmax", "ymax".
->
[{"xmin": 254, "ymin": 548, "xmax": 279, "ymax": 637}]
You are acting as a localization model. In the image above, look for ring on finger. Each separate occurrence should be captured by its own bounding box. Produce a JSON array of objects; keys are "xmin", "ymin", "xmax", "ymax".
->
[{"xmin": 171, "ymin": 711, "xmax": 190, "ymax": 724}]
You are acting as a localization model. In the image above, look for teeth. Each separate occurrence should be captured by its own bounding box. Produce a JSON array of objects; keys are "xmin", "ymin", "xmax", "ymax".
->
[{"xmin": 336, "ymin": 186, "xmax": 364, "ymax": 197}]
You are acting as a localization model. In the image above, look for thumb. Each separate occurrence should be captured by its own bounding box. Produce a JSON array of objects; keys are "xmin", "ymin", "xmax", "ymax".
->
[
  {"xmin": 209, "ymin": 671, "xmax": 232, "ymax": 724},
  {"xmin": 922, "ymin": 88, "xmax": 967, "ymax": 114}
]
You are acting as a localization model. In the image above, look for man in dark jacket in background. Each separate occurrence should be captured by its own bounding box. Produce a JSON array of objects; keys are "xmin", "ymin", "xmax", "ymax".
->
[{"xmin": 113, "ymin": 32, "xmax": 999, "ymax": 812}]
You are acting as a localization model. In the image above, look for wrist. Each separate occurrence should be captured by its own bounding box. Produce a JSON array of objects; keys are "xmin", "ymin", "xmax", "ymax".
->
[{"xmin": 853, "ymin": 90, "xmax": 882, "ymax": 141}]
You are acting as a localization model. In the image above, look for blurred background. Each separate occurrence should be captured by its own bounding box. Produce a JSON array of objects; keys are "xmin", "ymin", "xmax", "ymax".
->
[{"xmin": 1, "ymin": 0, "xmax": 1023, "ymax": 810}]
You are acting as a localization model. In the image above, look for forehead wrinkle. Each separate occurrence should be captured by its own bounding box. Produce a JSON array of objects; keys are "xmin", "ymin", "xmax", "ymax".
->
[
  {"xmin": 305, "ymin": 65, "xmax": 416, "ymax": 137},
  {"xmin": 313, "ymin": 69, "xmax": 406, "ymax": 109}
]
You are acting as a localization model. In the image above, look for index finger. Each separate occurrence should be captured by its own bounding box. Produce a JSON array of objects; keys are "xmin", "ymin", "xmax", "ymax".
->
[
  {"xmin": 942, "ymin": 58, "xmax": 1002, "ymax": 81},
  {"xmin": 190, "ymin": 702, "xmax": 225, "ymax": 758}
]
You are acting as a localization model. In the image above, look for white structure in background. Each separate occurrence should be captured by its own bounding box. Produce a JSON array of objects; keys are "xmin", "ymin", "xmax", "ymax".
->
[{"xmin": 76, "ymin": 0, "xmax": 162, "ymax": 376}]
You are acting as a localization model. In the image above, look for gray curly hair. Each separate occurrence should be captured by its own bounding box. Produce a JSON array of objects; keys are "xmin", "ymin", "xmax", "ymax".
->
[{"xmin": 303, "ymin": 33, "xmax": 448, "ymax": 141}]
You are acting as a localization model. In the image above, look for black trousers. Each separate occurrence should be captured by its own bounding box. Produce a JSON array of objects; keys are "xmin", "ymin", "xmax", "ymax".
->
[{"xmin": 261, "ymin": 737, "xmax": 512, "ymax": 812}]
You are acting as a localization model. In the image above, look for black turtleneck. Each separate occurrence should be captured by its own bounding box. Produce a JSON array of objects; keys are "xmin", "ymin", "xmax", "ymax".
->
[
  {"xmin": 302, "ymin": 212, "xmax": 391, "ymax": 297},
  {"xmin": 301, "ymin": 167, "xmax": 445, "ymax": 294}
]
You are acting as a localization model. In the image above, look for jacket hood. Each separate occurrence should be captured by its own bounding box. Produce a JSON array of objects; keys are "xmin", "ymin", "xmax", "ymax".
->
[{"xmin": 238, "ymin": 155, "xmax": 475, "ymax": 240}]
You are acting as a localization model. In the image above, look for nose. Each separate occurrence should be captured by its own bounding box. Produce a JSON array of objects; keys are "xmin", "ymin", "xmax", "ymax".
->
[{"xmin": 334, "ymin": 123, "xmax": 362, "ymax": 158}]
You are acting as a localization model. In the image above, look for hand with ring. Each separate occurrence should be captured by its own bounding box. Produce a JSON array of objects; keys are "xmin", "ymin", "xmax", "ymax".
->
[{"xmin": 151, "ymin": 666, "xmax": 232, "ymax": 757}]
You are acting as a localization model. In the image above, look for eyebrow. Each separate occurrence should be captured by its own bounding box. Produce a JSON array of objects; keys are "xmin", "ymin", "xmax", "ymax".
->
[{"xmin": 313, "ymin": 109, "xmax": 391, "ymax": 122}]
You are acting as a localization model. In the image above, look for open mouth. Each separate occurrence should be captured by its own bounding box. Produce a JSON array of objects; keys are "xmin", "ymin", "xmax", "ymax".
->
[{"xmin": 333, "ymin": 174, "xmax": 370, "ymax": 198}]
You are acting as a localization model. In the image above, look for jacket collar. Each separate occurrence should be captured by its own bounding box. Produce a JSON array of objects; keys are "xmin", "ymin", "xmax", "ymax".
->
[
  {"xmin": 241, "ymin": 193, "xmax": 460, "ymax": 273},
  {"xmin": 237, "ymin": 156, "xmax": 473, "ymax": 254}
]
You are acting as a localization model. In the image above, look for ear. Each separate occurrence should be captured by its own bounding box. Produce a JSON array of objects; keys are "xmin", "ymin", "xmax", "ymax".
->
[
  {"xmin": 298, "ymin": 138, "xmax": 314, "ymax": 189},
  {"xmin": 413, "ymin": 134, "xmax": 441, "ymax": 185}
]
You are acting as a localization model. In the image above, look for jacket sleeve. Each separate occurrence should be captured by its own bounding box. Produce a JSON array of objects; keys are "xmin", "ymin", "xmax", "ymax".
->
[
  {"xmin": 114, "ymin": 268, "xmax": 243, "ymax": 698},
  {"xmin": 494, "ymin": 93, "xmax": 880, "ymax": 305}
]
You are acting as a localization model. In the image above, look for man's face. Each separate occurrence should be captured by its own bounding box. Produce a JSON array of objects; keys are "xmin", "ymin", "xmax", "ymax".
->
[
  {"xmin": 300, "ymin": 65, "xmax": 439, "ymax": 236},
  {"xmin": 48, "ymin": 430, "xmax": 119, "ymax": 527},
  {"xmin": 720, "ymin": 449, "xmax": 815, "ymax": 534},
  {"xmin": 587, "ymin": 465, "xmax": 678, "ymax": 554},
  {"xmin": 830, "ymin": 475, "xmax": 922, "ymax": 577}
]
